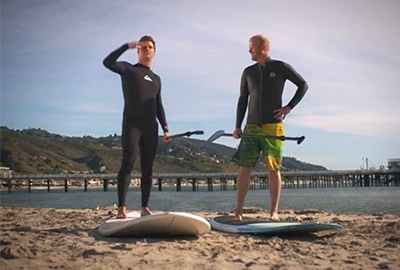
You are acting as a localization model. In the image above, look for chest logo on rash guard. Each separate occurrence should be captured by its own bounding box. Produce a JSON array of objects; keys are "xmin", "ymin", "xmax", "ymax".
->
[
  {"xmin": 269, "ymin": 72, "xmax": 276, "ymax": 78},
  {"xmin": 144, "ymin": 75, "xmax": 153, "ymax": 82}
]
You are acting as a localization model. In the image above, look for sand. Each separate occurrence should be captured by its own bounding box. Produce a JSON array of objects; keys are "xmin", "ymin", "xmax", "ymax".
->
[{"xmin": 1, "ymin": 206, "xmax": 399, "ymax": 270}]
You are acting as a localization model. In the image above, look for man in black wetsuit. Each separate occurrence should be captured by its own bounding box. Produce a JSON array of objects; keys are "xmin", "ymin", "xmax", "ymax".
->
[
  {"xmin": 103, "ymin": 36, "xmax": 170, "ymax": 218},
  {"xmin": 232, "ymin": 34, "xmax": 308, "ymax": 221}
]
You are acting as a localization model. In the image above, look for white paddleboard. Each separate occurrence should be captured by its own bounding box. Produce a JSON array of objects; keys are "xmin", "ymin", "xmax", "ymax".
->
[
  {"xmin": 98, "ymin": 211, "xmax": 210, "ymax": 237},
  {"xmin": 210, "ymin": 216, "xmax": 343, "ymax": 235}
]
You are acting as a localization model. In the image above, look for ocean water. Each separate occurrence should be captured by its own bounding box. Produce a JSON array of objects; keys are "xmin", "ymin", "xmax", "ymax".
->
[{"xmin": 1, "ymin": 186, "xmax": 400, "ymax": 215}]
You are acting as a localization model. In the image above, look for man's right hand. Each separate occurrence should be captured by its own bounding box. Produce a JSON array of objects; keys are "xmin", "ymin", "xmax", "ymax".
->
[
  {"xmin": 128, "ymin": 41, "xmax": 138, "ymax": 49},
  {"xmin": 233, "ymin": 128, "xmax": 242, "ymax": 139}
]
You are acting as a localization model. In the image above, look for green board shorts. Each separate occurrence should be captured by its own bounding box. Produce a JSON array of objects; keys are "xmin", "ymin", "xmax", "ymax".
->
[{"xmin": 232, "ymin": 123, "xmax": 284, "ymax": 171}]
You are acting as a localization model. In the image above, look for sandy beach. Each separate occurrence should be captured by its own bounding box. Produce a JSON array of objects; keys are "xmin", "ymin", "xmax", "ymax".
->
[{"xmin": 1, "ymin": 206, "xmax": 399, "ymax": 270}]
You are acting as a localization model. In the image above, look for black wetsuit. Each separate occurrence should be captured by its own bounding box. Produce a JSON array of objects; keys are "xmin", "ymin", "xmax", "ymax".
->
[
  {"xmin": 236, "ymin": 58, "xmax": 308, "ymax": 128},
  {"xmin": 103, "ymin": 44, "xmax": 168, "ymax": 208}
]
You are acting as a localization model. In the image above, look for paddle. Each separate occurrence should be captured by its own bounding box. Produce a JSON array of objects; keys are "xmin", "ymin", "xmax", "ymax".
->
[
  {"xmin": 207, "ymin": 130, "xmax": 305, "ymax": 145},
  {"xmin": 167, "ymin": 130, "xmax": 204, "ymax": 139}
]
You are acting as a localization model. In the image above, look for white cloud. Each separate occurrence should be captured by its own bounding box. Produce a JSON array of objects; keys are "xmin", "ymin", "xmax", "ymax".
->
[{"xmin": 287, "ymin": 108, "xmax": 400, "ymax": 138}]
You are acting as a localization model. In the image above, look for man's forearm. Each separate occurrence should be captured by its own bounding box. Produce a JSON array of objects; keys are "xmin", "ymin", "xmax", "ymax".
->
[
  {"xmin": 287, "ymin": 81, "xmax": 308, "ymax": 109},
  {"xmin": 235, "ymin": 97, "xmax": 247, "ymax": 129},
  {"xmin": 103, "ymin": 43, "xmax": 129, "ymax": 71}
]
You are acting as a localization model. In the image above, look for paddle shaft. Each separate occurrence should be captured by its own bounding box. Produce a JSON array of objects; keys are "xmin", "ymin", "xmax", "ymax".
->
[
  {"xmin": 168, "ymin": 130, "xmax": 204, "ymax": 139},
  {"xmin": 222, "ymin": 133, "xmax": 305, "ymax": 144}
]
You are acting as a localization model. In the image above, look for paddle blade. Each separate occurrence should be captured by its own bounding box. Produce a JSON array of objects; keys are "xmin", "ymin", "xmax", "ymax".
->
[
  {"xmin": 207, "ymin": 130, "xmax": 226, "ymax": 142},
  {"xmin": 297, "ymin": 136, "xmax": 305, "ymax": 145}
]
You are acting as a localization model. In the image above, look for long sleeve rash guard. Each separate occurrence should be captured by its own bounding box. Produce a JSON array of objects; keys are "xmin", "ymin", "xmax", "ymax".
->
[
  {"xmin": 236, "ymin": 58, "xmax": 308, "ymax": 129},
  {"xmin": 103, "ymin": 44, "xmax": 168, "ymax": 132}
]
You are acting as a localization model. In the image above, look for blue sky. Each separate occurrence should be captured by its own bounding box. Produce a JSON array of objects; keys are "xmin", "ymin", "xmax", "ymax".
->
[{"xmin": 1, "ymin": 0, "xmax": 399, "ymax": 170}]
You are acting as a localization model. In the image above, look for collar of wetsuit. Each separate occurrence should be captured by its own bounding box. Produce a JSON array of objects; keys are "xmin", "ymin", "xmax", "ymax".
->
[
  {"xmin": 258, "ymin": 57, "xmax": 271, "ymax": 70},
  {"xmin": 136, "ymin": 63, "xmax": 150, "ymax": 69}
]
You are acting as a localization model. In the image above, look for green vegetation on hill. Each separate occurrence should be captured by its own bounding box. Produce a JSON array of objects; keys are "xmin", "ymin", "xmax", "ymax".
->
[{"xmin": 0, "ymin": 127, "xmax": 327, "ymax": 174}]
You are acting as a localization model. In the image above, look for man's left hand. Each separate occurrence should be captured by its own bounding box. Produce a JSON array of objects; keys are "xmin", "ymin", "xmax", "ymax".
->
[
  {"xmin": 163, "ymin": 132, "xmax": 172, "ymax": 143},
  {"xmin": 273, "ymin": 106, "xmax": 291, "ymax": 120}
]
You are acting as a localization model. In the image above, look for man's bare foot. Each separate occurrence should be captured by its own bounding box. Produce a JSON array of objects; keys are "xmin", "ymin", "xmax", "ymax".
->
[
  {"xmin": 233, "ymin": 211, "xmax": 243, "ymax": 222},
  {"xmin": 141, "ymin": 207, "xmax": 152, "ymax": 217},
  {"xmin": 117, "ymin": 206, "xmax": 127, "ymax": 219},
  {"xmin": 270, "ymin": 210, "xmax": 280, "ymax": 221}
]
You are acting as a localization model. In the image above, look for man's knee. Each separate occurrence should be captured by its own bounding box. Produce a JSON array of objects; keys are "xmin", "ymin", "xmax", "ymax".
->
[
  {"xmin": 121, "ymin": 156, "xmax": 136, "ymax": 170},
  {"xmin": 268, "ymin": 169, "xmax": 281, "ymax": 180},
  {"xmin": 239, "ymin": 166, "xmax": 252, "ymax": 173}
]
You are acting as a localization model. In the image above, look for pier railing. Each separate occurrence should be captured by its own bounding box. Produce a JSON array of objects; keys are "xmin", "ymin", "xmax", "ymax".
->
[{"xmin": 1, "ymin": 170, "xmax": 399, "ymax": 193}]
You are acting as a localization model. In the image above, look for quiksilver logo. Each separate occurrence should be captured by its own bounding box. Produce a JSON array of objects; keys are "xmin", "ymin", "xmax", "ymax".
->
[{"xmin": 144, "ymin": 75, "xmax": 153, "ymax": 82}]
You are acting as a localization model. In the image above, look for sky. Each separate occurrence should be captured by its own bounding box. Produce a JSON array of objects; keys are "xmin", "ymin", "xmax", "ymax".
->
[{"xmin": 1, "ymin": 0, "xmax": 399, "ymax": 170}]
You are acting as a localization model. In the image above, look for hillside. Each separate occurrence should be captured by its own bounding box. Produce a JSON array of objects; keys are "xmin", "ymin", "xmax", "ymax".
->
[{"xmin": 0, "ymin": 127, "xmax": 327, "ymax": 174}]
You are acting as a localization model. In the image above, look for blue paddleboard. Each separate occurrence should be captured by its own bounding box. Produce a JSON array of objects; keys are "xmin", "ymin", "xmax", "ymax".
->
[{"xmin": 209, "ymin": 216, "xmax": 343, "ymax": 235}]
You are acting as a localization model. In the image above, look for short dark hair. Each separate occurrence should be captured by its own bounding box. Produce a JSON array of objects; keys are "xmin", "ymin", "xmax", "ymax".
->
[{"xmin": 139, "ymin": 35, "xmax": 156, "ymax": 50}]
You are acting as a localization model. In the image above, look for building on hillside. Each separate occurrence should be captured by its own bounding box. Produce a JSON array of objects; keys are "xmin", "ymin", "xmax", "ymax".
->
[
  {"xmin": 388, "ymin": 158, "xmax": 400, "ymax": 171},
  {"xmin": 0, "ymin": 167, "xmax": 13, "ymax": 177}
]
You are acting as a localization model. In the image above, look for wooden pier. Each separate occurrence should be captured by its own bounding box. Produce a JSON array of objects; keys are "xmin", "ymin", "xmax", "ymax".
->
[{"xmin": 1, "ymin": 170, "xmax": 399, "ymax": 193}]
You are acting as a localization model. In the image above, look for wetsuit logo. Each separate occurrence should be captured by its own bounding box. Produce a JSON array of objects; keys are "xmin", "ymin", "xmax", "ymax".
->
[
  {"xmin": 269, "ymin": 72, "xmax": 276, "ymax": 78},
  {"xmin": 144, "ymin": 75, "xmax": 153, "ymax": 82}
]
